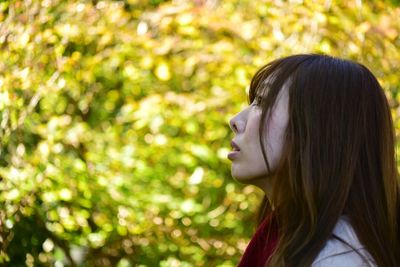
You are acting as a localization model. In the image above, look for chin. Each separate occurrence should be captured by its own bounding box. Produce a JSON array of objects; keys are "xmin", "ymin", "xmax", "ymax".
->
[
  {"xmin": 232, "ymin": 175, "xmax": 251, "ymax": 184},
  {"xmin": 231, "ymin": 170, "xmax": 266, "ymax": 184},
  {"xmin": 231, "ymin": 170, "xmax": 249, "ymax": 183}
]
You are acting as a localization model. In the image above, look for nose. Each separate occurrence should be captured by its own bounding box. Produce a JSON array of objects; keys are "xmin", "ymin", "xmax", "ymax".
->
[
  {"xmin": 229, "ymin": 118, "xmax": 237, "ymax": 133},
  {"xmin": 229, "ymin": 115, "xmax": 244, "ymax": 133}
]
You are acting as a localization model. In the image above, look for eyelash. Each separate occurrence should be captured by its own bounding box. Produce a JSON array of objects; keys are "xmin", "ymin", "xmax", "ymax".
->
[{"xmin": 253, "ymin": 96, "xmax": 263, "ymax": 106}]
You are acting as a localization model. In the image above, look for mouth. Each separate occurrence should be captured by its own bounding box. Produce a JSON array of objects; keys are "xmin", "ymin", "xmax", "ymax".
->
[
  {"xmin": 228, "ymin": 148, "xmax": 240, "ymax": 161},
  {"xmin": 231, "ymin": 140, "xmax": 241, "ymax": 152}
]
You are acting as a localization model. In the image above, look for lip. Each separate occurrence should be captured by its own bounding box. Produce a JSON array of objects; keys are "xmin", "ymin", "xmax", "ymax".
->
[
  {"xmin": 228, "ymin": 151, "xmax": 240, "ymax": 160},
  {"xmin": 231, "ymin": 140, "xmax": 241, "ymax": 151}
]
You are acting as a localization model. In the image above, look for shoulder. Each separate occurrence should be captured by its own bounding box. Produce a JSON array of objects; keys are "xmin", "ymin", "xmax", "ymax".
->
[
  {"xmin": 312, "ymin": 216, "xmax": 377, "ymax": 267},
  {"xmin": 312, "ymin": 249, "xmax": 376, "ymax": 267}
]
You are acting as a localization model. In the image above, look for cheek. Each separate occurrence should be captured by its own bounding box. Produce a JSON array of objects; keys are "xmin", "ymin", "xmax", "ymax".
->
[
  {"xmin": 246, "ymin": 111, "xmax": 263, "ymax": 139},
  {"xmin": 264, "ymin": 120, "xmax": 286, "ymax": 161},
  {"xmin": 265, "ymin": 120, "xmax": 285, "ymax": 141}
]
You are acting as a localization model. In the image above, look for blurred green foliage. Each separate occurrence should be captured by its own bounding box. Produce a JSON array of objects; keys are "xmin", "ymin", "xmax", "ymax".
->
[{"xmin": 0, "ymin": 0, "xmax": 399, "ymax": 266}]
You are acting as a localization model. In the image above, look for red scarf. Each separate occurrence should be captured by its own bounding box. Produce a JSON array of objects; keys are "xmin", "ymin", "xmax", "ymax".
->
[{"xmin": 237, "ymin": 212, "xmax": 279, "ymax": 267}]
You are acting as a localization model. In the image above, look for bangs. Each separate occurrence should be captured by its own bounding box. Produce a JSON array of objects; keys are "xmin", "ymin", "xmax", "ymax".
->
[
  {"xmin": 248, "ymin": 54, "xmax": 318, "ymax": 111},
  {"xmin": 248, "ymin": 60, "xmax": 293, "ymax": 113},
  {"xmin": 248, "ymin": 62, "xmax": 275, "ymax": 105}
]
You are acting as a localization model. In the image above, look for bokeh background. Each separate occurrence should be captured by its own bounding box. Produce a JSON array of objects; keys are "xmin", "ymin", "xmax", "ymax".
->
[{"xmin": 1, "ymin": 0, "xmax": 400, "ymax": 266}]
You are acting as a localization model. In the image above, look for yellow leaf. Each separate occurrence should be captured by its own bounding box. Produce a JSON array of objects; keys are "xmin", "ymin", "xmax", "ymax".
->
[{"xmin": 155, "ymin": 63, "xmax": 171, "ymax": 81}]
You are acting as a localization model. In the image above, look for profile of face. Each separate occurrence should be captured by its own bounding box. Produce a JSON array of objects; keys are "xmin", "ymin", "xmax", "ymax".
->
[{"xmin": 228, "ymin": 79, "xmax": 289, "ymax": 186}]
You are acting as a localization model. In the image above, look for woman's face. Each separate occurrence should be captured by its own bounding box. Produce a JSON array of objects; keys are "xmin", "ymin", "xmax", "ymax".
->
[{"xmin": 228, "ymin": 81, "xmax": 289, "ymax": 185}]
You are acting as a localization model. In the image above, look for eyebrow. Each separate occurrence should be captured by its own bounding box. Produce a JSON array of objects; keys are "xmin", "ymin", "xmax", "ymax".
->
[
  {"xmin": 262, "ymin": 78, "xmax": 274, "ymax": 86},
  {"xmin": 263, "ymin": 81, "xmax": 273, "ymax": 87},
  {"xmin": 261, "ymin": 80, "xmax": 273, "ymax": 90},
  {"xmin": 251, "ymin": 81, "xmax": 272, "ymax": 102},
  {"xmin": 257, "ymin": 85, "xmax": 271, "ymax": 96}
]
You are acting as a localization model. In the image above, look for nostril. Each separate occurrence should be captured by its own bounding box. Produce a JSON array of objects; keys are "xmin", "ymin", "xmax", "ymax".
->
[
  {"xmin": 232, "ymin": 122, "xmax": 239, "ymax": 132},
  {"xmin": 233, "ymin": 123, "xmax": 237, "ymax": 131},
  {"xmin": 230, "ymin": 120, "xmax": 242, "ymax": 133},
  {"xmin": 229, "ymin": 119, "xmax": 236, "ymax": 132}
]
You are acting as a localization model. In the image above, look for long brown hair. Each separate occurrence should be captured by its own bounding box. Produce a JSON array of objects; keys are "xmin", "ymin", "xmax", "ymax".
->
[{"xmin": 249, "ymin": 54, "xmax": 400, "ymax": 266}]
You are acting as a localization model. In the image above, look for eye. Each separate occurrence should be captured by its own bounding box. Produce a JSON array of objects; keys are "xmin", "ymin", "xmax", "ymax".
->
[{"xmin": 253, "ymin": 95, "xmax": 263, "ymax": 106}]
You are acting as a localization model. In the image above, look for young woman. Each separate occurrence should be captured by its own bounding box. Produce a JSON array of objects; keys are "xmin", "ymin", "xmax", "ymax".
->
[{"xmin": 228, "ymin": 54, "xmax": 400, "ymax": 267}]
